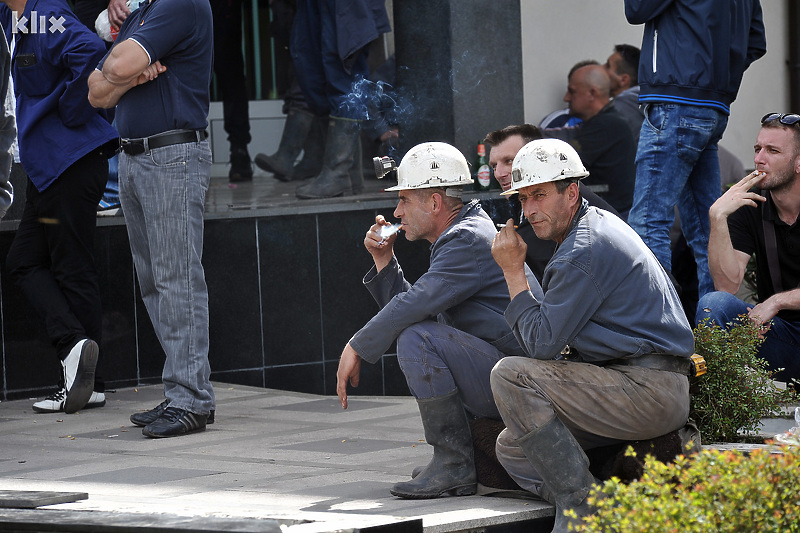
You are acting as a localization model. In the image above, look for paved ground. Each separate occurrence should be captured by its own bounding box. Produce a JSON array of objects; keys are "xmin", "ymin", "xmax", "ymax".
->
[{"xmin": 0, "ymin": 383, "xmax": 553, "ymax": 532}]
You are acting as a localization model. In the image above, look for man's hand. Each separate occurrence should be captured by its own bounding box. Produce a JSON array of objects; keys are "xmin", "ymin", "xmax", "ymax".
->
[
  {"xmin": 135, "ymin": 61, "xmax": 166, "ymax": 86},
  {"xmin": 107, "ymin": 0, "xmax": 131, "ymax": 28},
  {"xmin": 336, "ymin": 343, "xmax": 361, "ymax": 409},
  {"xmin": 492, "ymin": 220, "xmax": 530, "ymax": 299},
  {"xmin": 709, "ymin": 170, "xmax": 766, "ymax": 222},
  {"xmin": 492, "ymin": 219, "xmax": 527, "ymax": 271},
  {"xmin": 364, "ymin": 215, "xmax": 396, "ymax": 272}
]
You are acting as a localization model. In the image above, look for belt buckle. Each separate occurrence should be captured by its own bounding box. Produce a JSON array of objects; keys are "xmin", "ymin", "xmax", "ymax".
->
[{"xmin": 121, "ymin": 139, "xmax": 145, "ymax": 155}]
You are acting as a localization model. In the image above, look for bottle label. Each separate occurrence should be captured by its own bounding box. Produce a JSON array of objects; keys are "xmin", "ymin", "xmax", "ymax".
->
[
  {"xmin": 477, "ymin": 164, "xmax": 491, "ymax": 187},
  {"xmin": 478, "ymin": 144, "xmax": 486, "ymax": 157}
]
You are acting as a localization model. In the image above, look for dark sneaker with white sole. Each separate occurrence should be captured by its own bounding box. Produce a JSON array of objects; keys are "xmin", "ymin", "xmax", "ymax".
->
[
  {"xmin": 62, "ymin": 339, "xmax": 99, "ymax": 414},
  {"xmin": 131, "ymin": 399, "xmax": 215, "ymax": 427},
  {"xmin": 142, "ymin": 406, "xmax": 208, "ymax": 438}
]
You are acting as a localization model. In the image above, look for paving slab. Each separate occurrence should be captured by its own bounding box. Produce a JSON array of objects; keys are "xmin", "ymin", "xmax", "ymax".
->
[{"xmin": 0, "ymin": 383, "xmax": 553, "ymax": 532}]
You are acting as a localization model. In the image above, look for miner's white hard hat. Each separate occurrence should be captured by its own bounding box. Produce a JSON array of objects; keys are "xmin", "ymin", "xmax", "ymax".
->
[
  {"xmin": 386, "ymin": 142, "xmax": 473, "ymax": 192},
  {"xmin": 502, "ymin": 138, "xmax": 589, "ymax": 196}
]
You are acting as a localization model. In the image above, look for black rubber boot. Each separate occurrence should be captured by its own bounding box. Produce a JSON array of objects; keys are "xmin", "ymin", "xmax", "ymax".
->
[
  {"xmin": 254, "ymin": 108, "xmax": 313, "ymax": 181},
  {"xmin": 296, "ymin": 117, "xmax": 359, "ymax": 199},
  {"xmin": 292, "ymin": 115, "xmax": 327, "ymax": 180},
  {"xmin": 390, "ymin": 391, "xmax": 477, "ymax": 499},
  {"xmin": 517, "ymin": 417, "xmax": 596, "ymax": 532}
]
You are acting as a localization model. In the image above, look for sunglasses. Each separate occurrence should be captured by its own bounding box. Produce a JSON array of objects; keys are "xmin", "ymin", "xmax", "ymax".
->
[{"xmin": 761, "ymin": 112, "xmax": 800, "ymax": 126}]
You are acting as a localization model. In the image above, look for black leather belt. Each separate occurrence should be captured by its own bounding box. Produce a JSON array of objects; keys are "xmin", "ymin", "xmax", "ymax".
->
[
  {"xmin": 609, "ymin": 353, "xmax": 692, "ymax": 375},
  {"xmin": 120, "ymin": 129, "xmax": 207, "ymax": 155}
]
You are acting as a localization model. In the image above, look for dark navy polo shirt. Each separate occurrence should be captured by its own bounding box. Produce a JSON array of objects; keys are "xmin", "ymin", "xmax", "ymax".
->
[{"xmin": 98, "ymin": 0, "xmax": 212, "ymax": 139}]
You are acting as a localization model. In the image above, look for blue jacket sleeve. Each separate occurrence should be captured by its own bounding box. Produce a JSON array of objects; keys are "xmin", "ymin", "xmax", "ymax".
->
[
  {"xmin": 746, "ymin": 1, "xmax": 767, "ymax": 70},
  {"xmin": 505, "ymin": 259, "xmax": 603, "ymax": 360},
  {"xmin": 624, "ymin": 0, "xmax": 675, "ymax": 24},
  {"xmin": 350, "ymin": 229, "xmax": 489, "ymax": 363}
]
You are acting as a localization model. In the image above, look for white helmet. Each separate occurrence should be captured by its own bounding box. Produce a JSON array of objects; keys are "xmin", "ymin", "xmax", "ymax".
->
[
  {"xmin": 501, "ymin": 138, "xmax": 589, "ymax": 196},
  {"xmin": 385, "ymin": 142, "xmax": 473, "ymax": 191}
]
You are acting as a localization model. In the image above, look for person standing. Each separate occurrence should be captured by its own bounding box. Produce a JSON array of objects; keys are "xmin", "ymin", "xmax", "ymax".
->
[
  {"xmin": 624, "ymin": 0, "xmax": 766, "ymax": 296},
  {"xmin": 1, "ymin": 0, "xmax": 117, "ymax": 414},
  {"xmin": 88, "ymin": 0, "xmax": 215, "ymax": 437}
]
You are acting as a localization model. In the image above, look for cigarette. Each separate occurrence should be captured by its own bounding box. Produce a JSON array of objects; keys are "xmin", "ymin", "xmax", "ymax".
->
[{"xmin": 496, "ymin": 223, "xmax": 519, "ymax": 229}]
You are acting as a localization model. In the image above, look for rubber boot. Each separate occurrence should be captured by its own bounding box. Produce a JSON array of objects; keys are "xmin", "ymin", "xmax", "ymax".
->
[
  {"xmin": 291, "ymin": 115, "xmax": 327, "ymax": 180},
  {"xmin": 517, "ymin": 417, "xmax": 596, "ymax": 532},
  {"xmin": 390, "ymin": 391, "xmax": 477, "ymax": 499},
  {"xmin": 296, "ymin": 117, "xmax": 359, "ymax": 199},
  {"xmin": 254, "ymin": 108, "xmax": 313, "ymax": 181}
]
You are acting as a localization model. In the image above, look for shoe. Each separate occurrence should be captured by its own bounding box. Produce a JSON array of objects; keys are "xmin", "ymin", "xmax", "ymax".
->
[
  {"xmin": 131, "ymin": 399, "xmax": 215, "ymax": 427},
  {"xmin": 229, "ymin": 147, "xmax": 254, "ymax": 183},
  {"xmin": 142, "ymin": 406, "xmax": 207, "ymax": 438},
  {"xmin": 62, "ymin": 339, "xmax": 99, "ymax": 414},
  {"xmin": 97, "ymin": 200, "xmax": 122, "ymax": 216},
  {"xmin": 32, "ymin": 389, "xmax": 106, "ymax": 413}
]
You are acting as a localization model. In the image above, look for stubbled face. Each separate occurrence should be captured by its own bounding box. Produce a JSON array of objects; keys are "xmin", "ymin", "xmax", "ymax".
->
[
  {"xmin": 604, "ymin": 52, "xmax": 624, "ymax": 96},
  {"xmin": 753, "ymin": 126, "xmax": 800, "ymax": 192},
  {"xmin": 393, "ymin": 190, "xmax": 435, "ymax": 242},
  {"xmin": 489, "ymin": 135, "xmax": 528, "ymax": 191},
  {"xmin": 517, "ymin": 182, "xmax": 578, "ymax": 243}
]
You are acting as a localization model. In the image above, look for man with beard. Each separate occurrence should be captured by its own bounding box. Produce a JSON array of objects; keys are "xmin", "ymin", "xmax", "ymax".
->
[{"xmin": 697, "ymin": 113, "xmax": 800, "ymax": 385}]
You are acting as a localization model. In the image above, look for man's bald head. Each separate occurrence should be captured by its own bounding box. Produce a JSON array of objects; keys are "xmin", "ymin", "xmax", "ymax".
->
[{"xmin": 564, "ymin": 65, "xmax": 611, "ymax": 120}]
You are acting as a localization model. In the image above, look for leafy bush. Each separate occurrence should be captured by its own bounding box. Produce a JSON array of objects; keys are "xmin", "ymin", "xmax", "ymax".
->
[
  {"xmin": 690, "ymin": 317, "xmax": 793, "ymax": 443},
  {"xmin": 574, "ymin": 445, "xmax": 800, "ymax": 532}
]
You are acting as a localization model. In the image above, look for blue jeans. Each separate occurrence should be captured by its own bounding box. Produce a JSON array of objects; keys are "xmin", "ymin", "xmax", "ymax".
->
[
  {"xmin": 629, "ymin": 104, "xmax": 728, "ymax": 296},
  {"xmin": 396, "ymin": 321, "xmax": 509, "ymax": 419},
  {"xmin": 119, "ymin": 140, "xmax": 215, "ymax": 415},
  {"xmin": 696, "ymin": 291, "xmax": 800, "ymax": 383}
]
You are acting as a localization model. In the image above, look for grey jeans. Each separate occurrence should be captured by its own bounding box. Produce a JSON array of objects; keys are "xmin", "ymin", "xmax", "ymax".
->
[
  {"xmin": 490, "ymin": 357, "xmax": 689, "ymax": 493},
  {"xmin": 119, "ymin": 140, "xmax": 215, "ymax": 415}
]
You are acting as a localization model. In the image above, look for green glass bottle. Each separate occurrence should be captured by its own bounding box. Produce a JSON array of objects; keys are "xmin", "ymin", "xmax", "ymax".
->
[{"xmin": 475, "ymin": 143, "xmax": 491, "ymax": 191}]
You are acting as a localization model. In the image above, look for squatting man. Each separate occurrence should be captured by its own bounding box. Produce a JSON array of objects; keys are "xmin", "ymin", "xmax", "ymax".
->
[
  {"xmin": 489, "ymin": 139, "xmax": 695, "ymax": 532},
  {"xmin": 336, "ymin": 141, "xmax": 536, "ymax": 499}
]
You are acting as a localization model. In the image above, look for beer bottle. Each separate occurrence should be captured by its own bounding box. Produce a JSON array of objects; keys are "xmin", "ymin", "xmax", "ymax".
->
[{"xmin": 475, "ymin": 143, "xmax": 491, "ymax": 191}]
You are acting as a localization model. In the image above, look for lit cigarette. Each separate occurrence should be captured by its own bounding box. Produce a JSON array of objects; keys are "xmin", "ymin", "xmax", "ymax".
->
[{"xmin": 496, "ymin": 223, "xmax": 519, "ymax": 229}]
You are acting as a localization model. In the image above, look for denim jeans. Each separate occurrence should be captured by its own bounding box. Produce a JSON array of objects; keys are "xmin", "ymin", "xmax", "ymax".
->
[
  {"xmin": 119, "ymin": 140, "xmax": 215, "ymax": 415},
  {"xmin": 629, "ymin": 104, "xmax": 728, "ymax": 296},
  {"xmin": 696, "ymin": 291, "xmax": 800, "ymax": 383},
  {"xmin": 396, "ymin": 321, "xmax": 509, "ymax": 419}
]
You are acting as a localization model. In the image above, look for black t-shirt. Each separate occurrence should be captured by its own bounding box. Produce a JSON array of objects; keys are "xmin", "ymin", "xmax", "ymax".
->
[{"xmin": 728, "ymin": 191, "xmax": 800, "ymax": 322}]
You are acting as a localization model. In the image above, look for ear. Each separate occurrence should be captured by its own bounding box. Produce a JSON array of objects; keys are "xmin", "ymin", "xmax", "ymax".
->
[
  {"xmin": 567, "ymin": 182, "xmax": 580, "ymax": 205},
  {"xmin": 429, "ymin": 191, "xmax": 443, "ymax": 213},
  {"xmin": 618, "ymin": 73, "xmax": 631, "ymax": 88}
]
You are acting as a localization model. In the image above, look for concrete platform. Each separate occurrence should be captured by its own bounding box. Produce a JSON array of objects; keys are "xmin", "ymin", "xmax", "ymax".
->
[{"xmin": 0, "ymin": 383, "xmax": 554, "ymax": 532}]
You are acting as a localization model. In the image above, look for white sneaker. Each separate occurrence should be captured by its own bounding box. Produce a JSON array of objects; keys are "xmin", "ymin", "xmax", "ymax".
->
[
  {"xmin": 61, "ymin": 339, "xmax": 99, "ymax": 414},
  {"xmin": 32, "ymin": 389, "xmax": 106, "ymax": 413}
]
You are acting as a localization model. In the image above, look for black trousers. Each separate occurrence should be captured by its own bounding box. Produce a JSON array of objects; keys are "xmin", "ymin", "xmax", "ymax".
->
[
  {"xmin": 7, "ymin": 148, "xmax": 108, "ymax": 389},
  {"xmin": 211, "ymin": 0, "xmax": 251, "ymax": 149}
]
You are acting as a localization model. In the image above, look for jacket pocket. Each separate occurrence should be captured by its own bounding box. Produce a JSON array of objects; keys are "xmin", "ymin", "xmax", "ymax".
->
[{"xmin": 16, "ymin": 54, "xmax": 53, "ymax": 97}]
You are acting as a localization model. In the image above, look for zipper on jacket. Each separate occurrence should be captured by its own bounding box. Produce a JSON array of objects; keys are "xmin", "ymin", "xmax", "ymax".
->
[{"xmin": 652, "ymin": 29, "xmax": 658, "ymax": 73}]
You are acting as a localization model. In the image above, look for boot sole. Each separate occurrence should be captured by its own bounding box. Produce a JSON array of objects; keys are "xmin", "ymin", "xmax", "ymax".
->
[
  {"xmin": 64, "ymin": 341, "xmax": 99, "ymax": 414},
  {"xmin": 389, "ymin": 483, "xmax": 477, "ymax": 499}
]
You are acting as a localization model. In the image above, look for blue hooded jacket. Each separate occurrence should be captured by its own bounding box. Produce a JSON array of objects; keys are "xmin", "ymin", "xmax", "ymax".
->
[{"xmin": 625, "ymin": 0, "xmax": 766, "ymax": 115}]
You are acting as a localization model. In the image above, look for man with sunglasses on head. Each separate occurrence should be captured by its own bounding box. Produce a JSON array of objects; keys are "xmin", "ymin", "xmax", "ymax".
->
[{"xmin": 697, "ymin": 113, "xmax": 800, "ymax": 385}]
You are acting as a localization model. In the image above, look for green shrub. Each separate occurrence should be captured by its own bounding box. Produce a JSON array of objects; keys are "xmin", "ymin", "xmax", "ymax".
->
[
  {"xmin": 574, "ymin": 445, "xmax": 800, "ymax": 532},
  {"xmin": 690, "ymin": 317, "xmax": 793, "ymax": 443}
]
